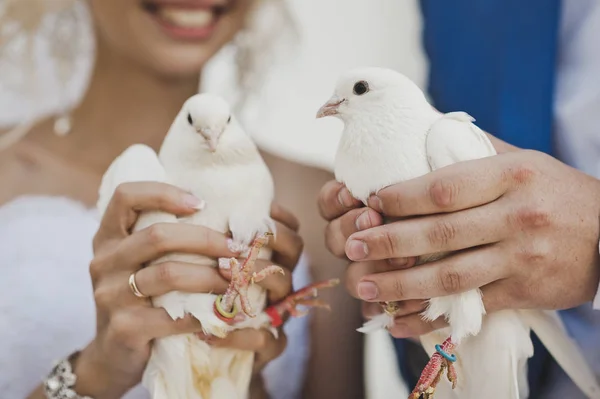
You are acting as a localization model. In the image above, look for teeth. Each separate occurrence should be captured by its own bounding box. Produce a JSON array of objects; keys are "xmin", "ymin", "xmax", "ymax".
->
[{"xmin": 158, "ymin": 8, "xmax": 213, "ymax": 28}]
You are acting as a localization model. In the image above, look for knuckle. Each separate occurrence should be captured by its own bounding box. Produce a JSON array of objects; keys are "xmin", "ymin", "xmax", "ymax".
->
[
  {"xmin": 197, "ymin": 226, "xmax": 212, "ymax": 248},
  {"xmin": 318, "ymin": 181, "xmax": 338, "ymax": 219},
  {"xmin": 429, "ymin": 178, "xmax": 459, "ymax": 209},
  {"xmin": 89, "ymin": 253, "xmax": 109, "ymax": 281},
  {"xmin": 516, "ymin": 238, "xmax": 551, "ymax": 264},
  {"xmin": 381, "ymin": 230, "xmax": 399, "ymax": 257},
  {"xmin": 388, "ymin": 189, "xmax": 404, "ymax": 215},
  {"xmin": 438, "ymin": 267, "xmax": 462, "ymax": 294},
  {"xmin": 510, "ymin": 205, "xmax": 552, "ymax": 230},
  {"xmin": 113, "ymin": 183, "xmax": 133, "ymax": 206},
  {"xmin": 156, "ymin": 262, "xmax": 177, "ymax": 286},
  {"xmin": 93, "ymin": 284, "xmax": 114, "ymax": 309},
  {"xmin": 324, "ymin": 224, "xmax": 345, "ymax": 258},
  {"xmin": 109, "ymin": 312, "xmax": 138, "ymax": 347},
  {"xmin": 392, "ymin": 279, "xmax": 405, "ymax": 299},
  {"xmin": 428, "ymin": 220, "xmax": 457, "ymax": 248},
  {"xmin": 507, "ymin": 154, "xmax": 541, "ymax": 185},
  {"xmin": 145, "ymin": 224, "xmax": 169, "ymax": 251}
]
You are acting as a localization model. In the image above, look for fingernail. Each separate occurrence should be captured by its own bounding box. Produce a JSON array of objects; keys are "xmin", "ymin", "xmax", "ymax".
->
[
  {"xmin": 226, "ymin": 239, "xmax": 243, "ymax": 254},
  {"xmin": 183, "ymin": 194, "xmax": 205, "ymax": 210},
  {"xmin": 338, "ymin": 187, "xmax": 356, "ymax": 208},
  {"xmin": 367, "ymin": 195, "xmax": 383, "ymax": 213},
  {"xmin": 218, "ymin": 257, "xmax": 233, "ymax": 270},
  {"xmin": 355, "ymin": 211, "xmax": 372, "ymax": 230},
  {"xmin": 347, "ymin": 240, "xmax": 368, "ymax": 260},
  {"xmin": 357, "ymin": 281, "xmax": 378, "ymax": 300}
]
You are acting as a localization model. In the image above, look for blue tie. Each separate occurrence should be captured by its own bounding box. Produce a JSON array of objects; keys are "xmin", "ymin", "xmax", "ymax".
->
[{"xmin": 392, "ymin": 0, "xmax": 562, "ymax": 396}]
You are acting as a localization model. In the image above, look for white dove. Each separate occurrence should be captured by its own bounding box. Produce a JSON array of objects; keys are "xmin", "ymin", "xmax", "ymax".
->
[
  {"xmin": 316, "ymin": 67, "xmax": 600, "ymax": 399},
  {"xmin": 97, "ymin": 93, "xmax": 337, "ymax": 399}
]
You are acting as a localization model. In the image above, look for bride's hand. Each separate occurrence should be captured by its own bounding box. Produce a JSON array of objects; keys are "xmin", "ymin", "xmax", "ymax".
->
[{"xmin": 72, "ymin": 182, "xmax": 300, "ymax": 399}]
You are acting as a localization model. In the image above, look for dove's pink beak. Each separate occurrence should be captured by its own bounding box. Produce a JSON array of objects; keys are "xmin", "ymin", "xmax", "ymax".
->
[
  {"xmin": 316, "ymin": 97, "xmax": 345, "ymax": 118},
  {"xmin": 199, "ymin": 128, "xmax": 221, "ymax": 152}
]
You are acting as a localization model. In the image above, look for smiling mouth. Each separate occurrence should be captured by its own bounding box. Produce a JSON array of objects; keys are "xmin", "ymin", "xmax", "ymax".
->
[{"xmin": 141, "ymin": 1, "xmax": 231, "ymax": 38}]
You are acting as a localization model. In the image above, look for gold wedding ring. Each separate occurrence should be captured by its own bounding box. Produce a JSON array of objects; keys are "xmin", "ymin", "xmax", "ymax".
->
[{"xmin": 128, "ymin": 272, "xmax": 147, "ymax": 298}]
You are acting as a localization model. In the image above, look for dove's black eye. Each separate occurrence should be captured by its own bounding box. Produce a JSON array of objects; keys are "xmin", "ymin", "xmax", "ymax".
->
[
  {"xmin": 227, "ymin": 115, "xmax": 231, "ymax": 124},
  {"xmin": 187, "ymin": 113, "xmax": 193, "ymax": 125},
  {"xmin": 353, "ymin": 81, "xmax": 369, "ymax": 95}
]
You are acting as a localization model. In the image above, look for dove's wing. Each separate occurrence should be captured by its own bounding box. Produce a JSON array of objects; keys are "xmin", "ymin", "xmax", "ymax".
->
[
  {"xmin": 519, "ymin": 310, "xmax": 600, "ymax": 398},
  {"xmin": 425, "ymin": 112, "xmax": 497, "ymax": 170},
  {"xmin": 97, "ymin": 144, "xmax": 177, "ymax": 230}
]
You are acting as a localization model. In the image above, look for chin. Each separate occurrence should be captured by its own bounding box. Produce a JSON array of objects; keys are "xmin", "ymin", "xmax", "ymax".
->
[{"xmin": 92, "ymin": 0, "xmax": 254, "ymax": 79}]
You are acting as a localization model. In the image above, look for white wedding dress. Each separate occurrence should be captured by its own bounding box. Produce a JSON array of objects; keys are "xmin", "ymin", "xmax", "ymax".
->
[{"xmin": 0, "ymin": 195, "xmax": 310, "ymax": 399}]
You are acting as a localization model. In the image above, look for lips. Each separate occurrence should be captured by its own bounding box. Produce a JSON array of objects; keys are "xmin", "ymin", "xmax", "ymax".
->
[{"xmin": 141, "ymin": 0, "xmax": 231, "ymax": 40}]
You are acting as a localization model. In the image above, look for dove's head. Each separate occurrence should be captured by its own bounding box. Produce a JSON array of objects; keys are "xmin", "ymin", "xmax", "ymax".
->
[
  {"xmin": 316, "ymin": 67, "xmax": 428, "ymax": 121},
  {"xmin": 183, "ymin": 93, "xmax": 233, "ymax": 152}
]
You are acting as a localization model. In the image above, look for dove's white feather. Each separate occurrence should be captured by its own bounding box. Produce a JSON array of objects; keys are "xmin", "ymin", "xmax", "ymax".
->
[
  {"xmin": 97, "ymin": 94, "xmax": 275, "ymax": 399},
  {"xmin": 519, "ymin": 310, "xmax": 600, "ymax": 398},
  {"xmin": 421, "ymin": 111, "xmax": 496, "ymax": 344},
  {"xmin": 326, "ymin": 66, "xmax": 599, "ymax": 398},
  {"xmin": 420, "ymin": 311, "xmax": 533, "ymax": 399}
]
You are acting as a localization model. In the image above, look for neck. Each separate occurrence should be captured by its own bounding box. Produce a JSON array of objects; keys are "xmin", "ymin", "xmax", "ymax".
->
[{"xmin": 42, "ymin": 39, "xmax": 200, "ymax": 175}]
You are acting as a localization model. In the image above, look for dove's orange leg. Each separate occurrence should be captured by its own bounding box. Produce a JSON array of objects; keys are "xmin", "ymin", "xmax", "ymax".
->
[
  {"xmin": 214, "ymin": 233, "xmax": 283, "ymax": 321},
  {"xmin": 265, "ymin": 278, "xmax": 340, "ymax": 327},
  {"xmin": 409, "ymin": 337, "xmax": 458, "ymax": 399}
]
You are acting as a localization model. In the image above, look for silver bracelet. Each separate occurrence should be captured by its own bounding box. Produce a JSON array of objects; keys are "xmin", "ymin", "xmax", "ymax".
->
[{"xmin": 43, "ymin": 351, "xmax": 94, "ymax": 399}]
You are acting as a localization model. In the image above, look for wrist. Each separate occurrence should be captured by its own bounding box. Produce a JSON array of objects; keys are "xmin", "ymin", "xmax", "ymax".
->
[
  {"xmin": 71, "ymin": 343, "xmax": 129, "ymax": 399},
  {"xmin": 249, "ymin": 374, "xmax": 268, "ymax": 399}
]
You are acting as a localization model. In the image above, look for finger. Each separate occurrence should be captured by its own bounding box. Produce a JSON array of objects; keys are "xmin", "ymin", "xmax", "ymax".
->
[
  {"xmin": 362, "ymin": 300, "xmax": 425, "ymax": 320},
  {"xmin": 346, "ymin": 202, "xmax": 509, "ymax": 261},
  {"xmin": 479, "ymin": 280, "xmax": 516, "ymax": 313},
  {"xmin": 97, "ymin": 182, "xmax": 203, "ymax": 245},
  {"xmin": 205, "ymin": 328, "xmax": 287, "ymax": 360},
  {"xmin": 367, "ymin": 153, "xmax": 520, "ymax": 217},
  {"xmin": 219, "ymin": 260, "xmax": 293, "ymax": 303},
  {"xmin": 133, "ymin": 261, "xmax": 229, "ymax": 297},
  {"xmin": 254, "ymin": 329, "xmax": 287, "ymax": 369},
  {"xmin": 325, "ymin": 208, "xmax": 383, "ymax": 258},
  {"xmin": 318, "ymin": 180, "xmax": 362, "ymax": 221},
  {"xmin": 351, "ymin": 245, "xmax": 507, "ymax": 302},
  {"xmin": 362, "ymin": 301, "xmax": 382, "ymax": 319},
  {"xmin": 112, "ymin": 223, "xmax": 237, "ymax": 271},
  {"xmin": 388, "ymin": 313, "xmax": 448, "ymax": 339},
  {"xmin": 109, "ymin": 308, "xmax": 204, "ymax": 346},
  {"xmin": 345, "ymin": 260, "xmax": 414, "ymax": 298},
  {"xmin": 270, "ymin": 221, "xmax": 304, "ymax": 270},
  {"xmin": 271, "ymin": 203, "xmax": 300, "ymax": 232}
]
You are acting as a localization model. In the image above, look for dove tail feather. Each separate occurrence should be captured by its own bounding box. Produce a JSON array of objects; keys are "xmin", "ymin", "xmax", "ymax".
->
[
  {"xmin": 519, "ymin": 310, "xmax": 600, "ymax": 399},
  {"xmin": 421, "ymin": 289, "xmax": 485, "ymax": 344},
  {"xmin": 357, "ymin": 313, "xmax": 393, "ymax": 334},
  {"xmin": 143, "ymin": 334, "xmax": 201, "ymax": 399}
]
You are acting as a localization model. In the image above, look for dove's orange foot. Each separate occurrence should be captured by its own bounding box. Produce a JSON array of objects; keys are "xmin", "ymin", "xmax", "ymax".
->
[
  {"xmin": 409, "ymin": 337, "xmax": 457, "ymax": 399},
  {"xmin": 214, "ymin": 233, "xmax": 283, "ymax": 322},
  {"xmin": 265, "ymin": 279, "xmax": 340, "ymax": 327}
]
